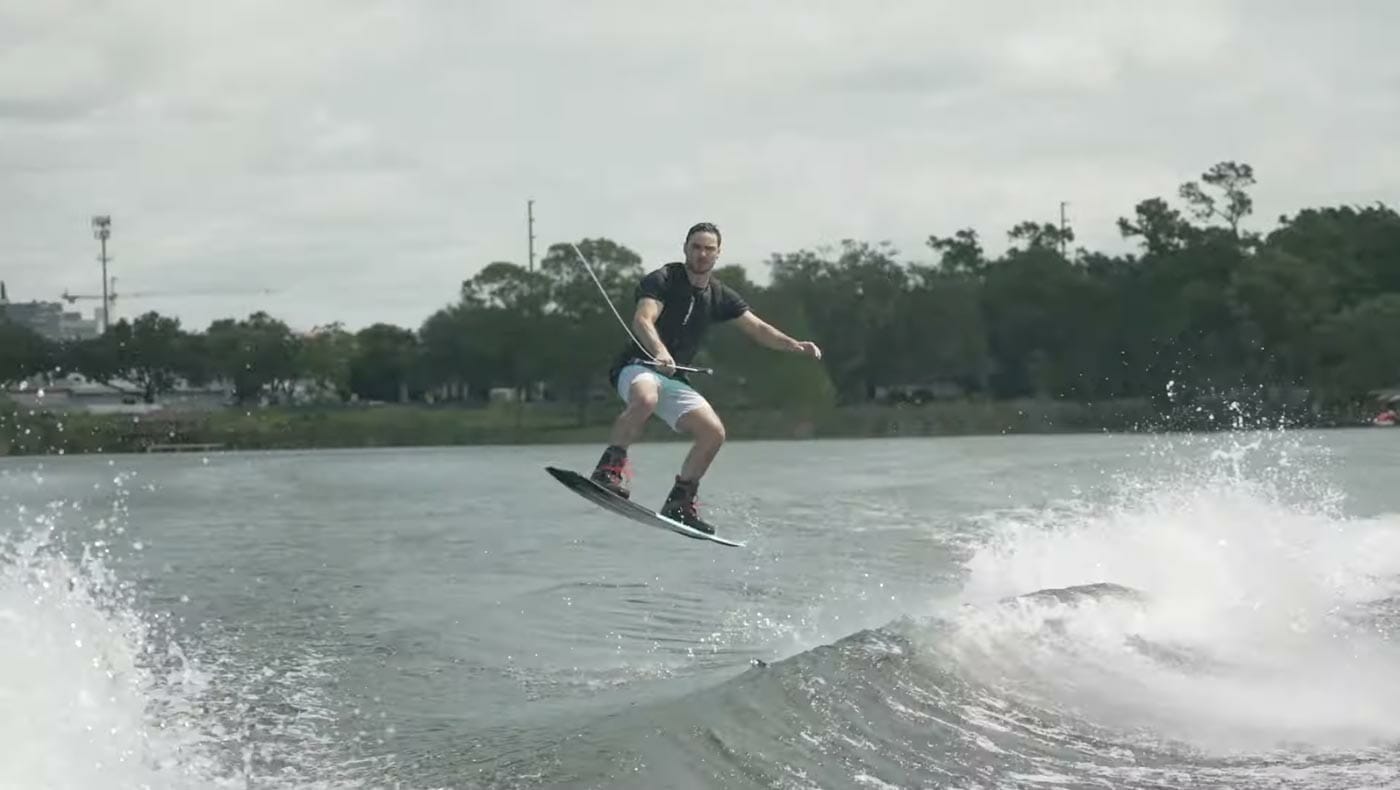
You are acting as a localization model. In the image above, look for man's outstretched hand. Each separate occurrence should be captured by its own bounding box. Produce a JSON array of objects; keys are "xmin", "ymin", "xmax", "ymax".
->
[{"xmin": 795, "ymin": 341, "xmax": 822, "ymax": 360}]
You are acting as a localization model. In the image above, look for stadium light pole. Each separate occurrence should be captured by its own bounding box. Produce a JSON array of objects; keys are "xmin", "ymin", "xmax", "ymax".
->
[{"xmin": 92, "ymin": 215, "xmax": 112, "ymax": 332}]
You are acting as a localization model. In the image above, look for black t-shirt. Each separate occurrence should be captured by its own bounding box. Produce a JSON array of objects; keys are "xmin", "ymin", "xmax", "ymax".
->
[{"xmin": 608, "ymin": 262, "xmax": 750, "ymax": 385}]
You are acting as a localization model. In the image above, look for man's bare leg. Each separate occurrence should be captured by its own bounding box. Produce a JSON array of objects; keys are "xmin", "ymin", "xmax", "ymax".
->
[
  {"xmin": 608, "ymin": 376, "xmax": 661, "ymax": 447},
  {"xmin": 659, "ymin": 405, "xmax": 726, "ymax": 534},
  {"xmin": 591, "ymin": 376, "xmax": 662, "ymax": 498},
  {"xmin": 675, "ymin": 404, "xmax": 727, "ymax": 482}
]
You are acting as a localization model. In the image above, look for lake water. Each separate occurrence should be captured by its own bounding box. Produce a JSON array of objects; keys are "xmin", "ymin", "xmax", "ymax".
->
[{"xmin": 3, "ymin": 429, "xmax": 1400, "ymax": 789}]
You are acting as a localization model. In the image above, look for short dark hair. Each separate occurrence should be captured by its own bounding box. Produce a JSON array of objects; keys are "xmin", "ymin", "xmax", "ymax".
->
[{"xmin": 685, "ymin": 222, "xmax": 721, "ymax": 246}]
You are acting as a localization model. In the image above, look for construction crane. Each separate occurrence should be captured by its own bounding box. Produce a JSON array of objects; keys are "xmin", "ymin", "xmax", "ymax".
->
[
  {"xmin": 60, "ymin": 276, "xmax": 116, "ymax": 307},
  {"xmin": 61, "ymin": 277, "xmax": 277, "ymax": 313}
]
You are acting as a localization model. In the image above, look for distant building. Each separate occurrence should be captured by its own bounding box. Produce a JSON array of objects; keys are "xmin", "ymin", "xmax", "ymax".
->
[
  {"xmin": 0, "ymin": 281, "xmax": 101, "ymax": 341},
  {"xmin": 59, "ymin": 308, "xmax": 100, "ymax": 339},
  {"xmin": 5, "ymin": 373, "xmax": 148, "ymax": 414},
  {"xmin": 5, "ymin": 373, "xmax": 231, "ymax": 415}
]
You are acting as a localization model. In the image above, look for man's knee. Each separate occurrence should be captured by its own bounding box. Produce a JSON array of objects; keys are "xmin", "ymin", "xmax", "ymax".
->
[
  {"xmin": 709, "ymin": 418, "xmax": 727, "ymax": 445},
  {"xmin": 685, "ymin": 409, "xmax": 726, "ymax": 445},
  {"xmin": 625, "ymin": 385, "xmax": 659, "ymax": 418}
]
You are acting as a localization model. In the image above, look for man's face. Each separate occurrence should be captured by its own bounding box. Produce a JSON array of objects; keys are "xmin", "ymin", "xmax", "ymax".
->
[{"xmin": 684, "ymin": 231, "xmax": 720, "ymax": 274}]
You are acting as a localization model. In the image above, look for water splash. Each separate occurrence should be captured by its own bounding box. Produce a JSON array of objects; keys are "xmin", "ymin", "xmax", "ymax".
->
[
  {"xmin": 0, "ymin": 521, "xmax": 221, "ymax": 788},
  {"xmin": 0, "ymin": 486, "xmax": 380, "ymax": 789},
  {"xmin": 939, "ymin": 430, "xmax": 1400, "ymax": 753}
]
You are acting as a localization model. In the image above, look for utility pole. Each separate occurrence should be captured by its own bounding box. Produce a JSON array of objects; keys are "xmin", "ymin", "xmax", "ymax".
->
[
  {"xmin": 527, "ymin": 199, "xmax": 536, "ymax": 272},
  {"xmin": 1058, "ymin": 201, "xmax": 1069, "ymax": 259},
  {"xmin": 92, "ymin": 215, "xmax": 112, "ymax": 332}
]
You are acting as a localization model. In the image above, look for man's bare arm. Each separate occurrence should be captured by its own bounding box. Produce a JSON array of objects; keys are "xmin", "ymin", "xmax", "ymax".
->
[
  {"xmin": 733, "ymin": 311, "xmax": 821, "ymax": 358},
  {"xmin": 631, "ymin": 297, "xmax": 675, "ymax": 370}
]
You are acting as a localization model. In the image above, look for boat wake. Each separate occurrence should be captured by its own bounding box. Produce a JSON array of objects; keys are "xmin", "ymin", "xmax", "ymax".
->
[{"xmin": 500, "ymin": 435, "xmax": 1400, "ymax": 789}]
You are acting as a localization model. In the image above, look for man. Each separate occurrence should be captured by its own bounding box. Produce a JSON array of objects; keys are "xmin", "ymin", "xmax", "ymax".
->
[{"xmin": 589, "ymin": 221, "xmax": 823, "ymax": 534}]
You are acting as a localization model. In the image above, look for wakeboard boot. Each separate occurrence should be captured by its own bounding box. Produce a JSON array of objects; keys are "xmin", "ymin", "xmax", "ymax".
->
[
  {"xmin": 589, "ymin": 444, "xmax": 631, "ymax": 499},
  {"xmin": 660, "ymin": 476, "xmax": 715, "ymax": 534}
]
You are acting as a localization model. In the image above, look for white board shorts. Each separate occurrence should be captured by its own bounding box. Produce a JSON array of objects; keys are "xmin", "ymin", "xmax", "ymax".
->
[{"xmin": 615, "ymin": 363, "xmax": 709, "ymax": 431}]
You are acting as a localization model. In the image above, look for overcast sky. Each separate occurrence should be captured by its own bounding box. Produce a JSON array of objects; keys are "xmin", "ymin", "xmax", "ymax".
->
[{"xmin": 2, "ymin": 1, "xmax": 1396, "ymax": 333}]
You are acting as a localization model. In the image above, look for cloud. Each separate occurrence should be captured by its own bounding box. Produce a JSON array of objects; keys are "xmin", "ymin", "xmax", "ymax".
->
[{"xmin": 1, "ymin": 1, "xmax": 1397, "ymax": 333}]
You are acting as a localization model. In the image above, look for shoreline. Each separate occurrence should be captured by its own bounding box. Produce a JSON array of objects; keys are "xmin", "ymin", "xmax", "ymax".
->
[{"xmin": 0, "ymin": 398, "xmax": 1372, "ymax": 457}]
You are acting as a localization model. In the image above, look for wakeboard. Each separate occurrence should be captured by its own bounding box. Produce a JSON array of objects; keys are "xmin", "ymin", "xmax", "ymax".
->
[{"xmin": 544, "ymin": 466, "xmax": 744, "ymax": 548}]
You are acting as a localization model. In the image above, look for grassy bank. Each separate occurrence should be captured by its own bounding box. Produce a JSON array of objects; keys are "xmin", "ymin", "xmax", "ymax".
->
[
  {"xmin": 0, "ymin": 397, "xmax": 1174, "ymax": 457},
  {"xmin": 0, "ymin": 396, "xmax": 1363, "ymax": 457}
]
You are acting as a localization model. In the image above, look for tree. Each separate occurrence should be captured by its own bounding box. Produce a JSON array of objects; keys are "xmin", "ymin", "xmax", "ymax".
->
[
  {"xmin": 460, "ymin": 260, "xmax": 558, "ymax": 400},
  {"xmin": 1228, "ymin": 249, "xmax": 1335, "ymax": 384},
  {"xmin": 701, "ymin": 265, "xmax": 837, "ymax": 411},
  {"xmin": 538, "ymin": 239, "xmax": 646, "ymax": 414},
  {"xmin": 204, "ymin": 312, "xmax": 300, "ymax": 405},
  {"xmin": 1117, "ymin": 197, "xmax": 1194, "ymax": 256},
  {"xmin": 981, "ymin": 244, "xmax": 1115, "ymax": 399},
  {"xmin": 350, "ymin": 324, "xmax": 420, "ymax": 403},
  {"xmin": 1007, "ymin": 220, "xmax": 1075, "ymax": 254},
  {"xmin": 1178, "ymin": 160, "xmax": 1256, "ymax": 236},
  {"xmin": 767, "ymin": 240, "xmax": 908, "ymax": 402},
  {"xmin": 63, "ymin": 335, "xmax": 120, "ymax": 384},
  {"xmin": 927, "ymin": 229, "xmax": 987, "ymax": 275},
  {"xmin": 298, "ymin": 323, "xmax": 357, "ymax": 401},
  {"xmin": 1265, "ymin": 204, "xmax": 1400, "ymax": 309},
  {"xmin": 105, "ymin": 312, "xmax": 192, "ymax": 403},
  {"xmin": 1313, "ymin": 294, "xmax": 1400, "ymax": 402},
  {"xmin": 0, "ymin": 321, "xmax": 54, "ymax": 386},
  {"xmin": 892, "ymin": 270, "xmax": 992, "ymax": 396},
  {"xmin": 419, "ymin": 304, "xmax": 488, "ymax": 402}
]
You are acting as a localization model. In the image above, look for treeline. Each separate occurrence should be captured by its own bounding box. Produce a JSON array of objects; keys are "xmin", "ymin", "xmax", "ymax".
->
[{"xmin": 3, "ymin": 161, "xmax": 1399, "ymax": 423}]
